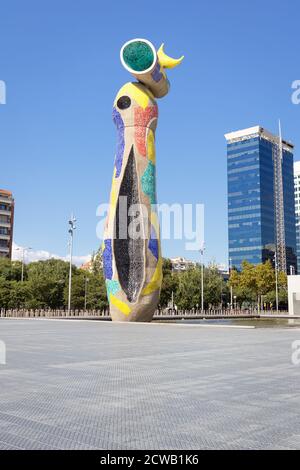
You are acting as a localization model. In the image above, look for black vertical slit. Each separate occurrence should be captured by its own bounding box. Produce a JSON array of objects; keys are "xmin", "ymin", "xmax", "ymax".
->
[{"xmin": 114, "ymin": 146, "xmax": 144, "ymax": 302}]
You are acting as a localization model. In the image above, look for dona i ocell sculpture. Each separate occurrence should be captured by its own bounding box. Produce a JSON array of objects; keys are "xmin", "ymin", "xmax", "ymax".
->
[{"xmin": 103, "ymin": 38, "xmax": 183, "ymax": 322}]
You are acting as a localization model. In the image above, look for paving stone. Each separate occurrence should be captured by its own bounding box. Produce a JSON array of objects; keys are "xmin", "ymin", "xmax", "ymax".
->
[{"xmin": 0, "ymin": 319, "xmax": 299, "ymax": 449}]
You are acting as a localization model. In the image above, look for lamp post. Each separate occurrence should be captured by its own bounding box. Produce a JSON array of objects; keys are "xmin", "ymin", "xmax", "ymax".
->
[
  {"xmin": 199, "ymin": 243, "xmax": 205, "ymax": 312},
  {"xmin": 274, "ymin": 251, "xmax": 279, "ymax": 314},
  {"xmin": 15, "ymin": 246, "xmax": 32, "ymax": 282},
  {"xmin": 170, "ymin": 262, "xmax": 174, "ymax": 311},
  {"xmin": 67, "ymin": 214, "xmax": 76, "ymax": 314},
  {"xmin": 220, "ymin": 275, "xmax": 223, "ymax": 309},
  {"xmin": 229, "ymin": 257, "xmax": 233, "ymax": 310},
  {"xmin": 84, "ymin": 277, "xmax": 89, "ymax": 311}
]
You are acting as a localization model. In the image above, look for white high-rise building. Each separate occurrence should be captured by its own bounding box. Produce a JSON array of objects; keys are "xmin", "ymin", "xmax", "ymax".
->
[{"xmin": 294, "ymin": 161, "xmax": 300, "ymax": 272}]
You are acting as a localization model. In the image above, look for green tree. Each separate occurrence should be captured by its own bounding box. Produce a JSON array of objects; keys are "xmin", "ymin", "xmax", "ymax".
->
[
  {"xmin": 204, "ymin": 263, "xmax": 228, "ymax": 308},
  {"xmin": 8, "ymin": 281, "xmax": 31, "ymax": 309},
  {"xmin": 263, "ymin": 271, "xmax": 288, "ymax": 308},
  {"xmin": 85, "ymin": 272, "xmax": 108, "ymax": 310},
  {"xmin": 229, "ymin": 267, "xmax": 255, "ymax": 306},
  {"xmin": 0, "ymin": 257, "xmax": 108, "ymax": 311},
  {"xmin": 175, "ymin": 267, "xmax": 201, "ymax": 309},
  {"xmin": 0, "ymin": 278, "xmax": 13, "ymax": 308},
  {"xmin": 229, "ymin": 260, "xmax": 287, "ymax": 309},
  {"xmin": 26, "ymin": 259, "xmax": 70, "ymax": 308},
  {"xmin": 0, "ymin": 258, "xmax": 24, "ymax": 281},
  {"xmin": 91, "ymin": 247, "xmax": 103, "ymax": 275},
  {"xmin": 159, "ymin": 258, "xmax": 178, "ymax": 308},
  {"xmin": 63, "ymin": 269, "xmax": 108, "ymax": 310},
  {"xmin": 172, "ymin": 264, "xmax": 227, "ymax": 310}
]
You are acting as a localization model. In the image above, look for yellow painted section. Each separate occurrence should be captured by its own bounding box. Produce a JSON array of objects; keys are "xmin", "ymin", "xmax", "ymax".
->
[
  {"xmin": 110, "ymin": 188, "xmax": 117, "ymax": 214},
  {"xmin": 157, "ymin": 44, "xmax": 184, "ymax": 69},
  {"xmin": 110, "ymin": 294, "xmax": 131, "ymax": 316},
  {"xmin": 151, "ymin": 211, "xmax": 160, "ymax": 237},
  {"xmin": 142, "ymin": 257, "xmax": 162, "ymax": 296},
  {"xmin": 110, "ymin": 169, "xmax": 117, "ymax": 209},
  {"xmin": 147, "ymin": 129, "xmax": 156, "ymax": 164},
  {"xmin": 115, "ymin": 82, "xmax": 154, "ymax": 110}
]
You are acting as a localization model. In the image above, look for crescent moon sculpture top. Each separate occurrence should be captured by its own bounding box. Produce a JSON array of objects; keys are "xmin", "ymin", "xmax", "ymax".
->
[{"xmin": 103, "ymin": 38, "xmax": 184, "ymax": 322}]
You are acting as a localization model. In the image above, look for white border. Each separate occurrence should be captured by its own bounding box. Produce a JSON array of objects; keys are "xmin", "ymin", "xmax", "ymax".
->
[{"xmin": 120, "ymin": 38, "xmax": 157, "ymax": 75}]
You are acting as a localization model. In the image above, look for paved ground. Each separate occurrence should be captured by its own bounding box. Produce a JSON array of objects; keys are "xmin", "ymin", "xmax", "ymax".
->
[{"xmin": 0, "ymin": 318, "xmax": 300, "ymax": 450}]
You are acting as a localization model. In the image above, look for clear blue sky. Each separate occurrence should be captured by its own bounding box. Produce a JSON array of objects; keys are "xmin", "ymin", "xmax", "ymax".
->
[{"xmin": 1, "ymin": 0, "xmax": 299, "ymax": 265}]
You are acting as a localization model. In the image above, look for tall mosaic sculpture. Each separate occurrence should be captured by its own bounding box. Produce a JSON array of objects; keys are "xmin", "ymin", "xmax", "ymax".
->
[{"xmin": 103, "ymin": 39, "xmax": 183, "ymax": 322}]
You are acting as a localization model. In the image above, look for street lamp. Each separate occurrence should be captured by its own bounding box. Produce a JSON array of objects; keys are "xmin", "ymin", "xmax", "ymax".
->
[
  {"xmin": 220, "ymin": 276, "xmax": 223, "ymax": 309},
  {"xmin": 170, "ymin": 262, "xmax": 174, "ymax": 310},
  {"xmin": 274, "ymin": 251, "xmax": 279, "ymax": 314},
  {"xmin": 15, "ymin": 246, "xmax": 32, "ymax": 282},
  {"xmin": 67, "ymin": 214, "xmax": 76, "ymax": 314},
  {"xmin": 199, "ymin": 242, "xmax": 205, "ymax": 312},
  {"xmin": 84, "ymin": 277, "xmax": 90, "ymax": 311},
  {"xmin": 229, "ymin": 257, "xmax": 233, "ymax": 310}
]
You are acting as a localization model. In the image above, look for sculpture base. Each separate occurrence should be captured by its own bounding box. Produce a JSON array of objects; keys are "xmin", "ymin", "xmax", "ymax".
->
[{"xmin": 110, "ymin": 291, "xmax": 160, "ymax": 322}]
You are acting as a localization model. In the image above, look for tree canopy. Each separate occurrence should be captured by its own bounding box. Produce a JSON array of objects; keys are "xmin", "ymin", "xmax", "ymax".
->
[
  {"xmin": 0, "ymin": 257, "xmax": 108, "ymax": 310},
  {"xmin": 229, "ymin": 260, "xmax": 287, "ymax": 308},
  {"xmin": 0, "ymin": 257, "xmax": 288, "ymax": 310}
]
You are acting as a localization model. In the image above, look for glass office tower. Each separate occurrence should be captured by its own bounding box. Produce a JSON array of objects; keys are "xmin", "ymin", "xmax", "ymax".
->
[
  {"xmin": 294, "ymin": 161, "xmax": 300, "ymax": 272},
  {"xmin": 225, "ymin": 126, "xmax": 297, "ymax": 273}
]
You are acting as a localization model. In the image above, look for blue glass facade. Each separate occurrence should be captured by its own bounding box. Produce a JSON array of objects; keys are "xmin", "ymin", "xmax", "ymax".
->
[
  {"xmin": 282, "ymin": 150, "xmax": 298, "ymax": 271},
  {"xmin": 293, "ymin": 167, "xmax": 300, "ymax": 272},
  {"xmin": 227, "ymin": 132, "xmax": 297, "ymax": 272},
  {"xmin": 296, "ymin": 214, "xmax": 300, "ymax": 272}
]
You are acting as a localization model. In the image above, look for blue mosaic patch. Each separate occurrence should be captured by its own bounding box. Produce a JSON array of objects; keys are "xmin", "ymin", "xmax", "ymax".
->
[
  {"xmin": 148, "ymin": 225, "xmax": 159, "ymax": 260},
  {"xmin": 106, "ymin": 279, "xmax": 120, "ymax": 297},
  {"xmin": 103, "ymin": 239, "xmax": 113, "ymax": 280},
  {"xmin": 141, "ymin": 161, "xmax": 156, "ymax": 204},
  {"xmin": 112, "ymin": 108, "xmax": 125, "ymax": 178}
]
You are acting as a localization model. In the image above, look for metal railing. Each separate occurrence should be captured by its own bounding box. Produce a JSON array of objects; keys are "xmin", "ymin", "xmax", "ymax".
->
[
  {"xmin": 0, "ymin": 308, "xmax": 289, "ymax": 319},
  {"xmin": 0, "ymin": 309, "xmax": 110, "ymax": 318}
]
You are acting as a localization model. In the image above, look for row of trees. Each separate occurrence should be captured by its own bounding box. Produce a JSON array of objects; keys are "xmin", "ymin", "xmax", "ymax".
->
[
  {"xmin": 161, "ymin": 259, "xmax": 229, "ymax": 310},
  {"xmin": 0, "ymin": 257, "xmax": 107, "ymax": 310},
  {"xmin": 161, "ymin": 259, "xmax": 288, "ymax": 310},
  {"xmin": 229, "ymin": 260, "xmax": 287, "ymax": 309},
  {"xmin": 0, "ymin": 256, "xmax": 288, "ymax": 311}
]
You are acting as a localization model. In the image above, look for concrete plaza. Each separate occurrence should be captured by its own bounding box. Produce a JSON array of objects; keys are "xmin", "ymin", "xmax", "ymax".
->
[{"xmin": 0, "ymin": 318, "xmax": 300, "ymax": 449}]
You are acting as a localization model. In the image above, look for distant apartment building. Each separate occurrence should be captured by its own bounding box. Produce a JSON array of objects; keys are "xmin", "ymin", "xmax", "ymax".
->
[
  {"xmin": 225, "ymin": 126, "xmax": 297, "ymax": 273},
  {"xmin": 80, "ymin": 259, "xmax": 93, "ymax": 272},
  {"xmin": 216, "ymin": 263, "xmax": 229, "ymax": 281},
  {"xmin": 170, "ymin": 257, "xmax": 196, "ymax": 272},
  {"xmin": 0, "ymin": 189, "xmax": 14, "ymax": 259},
  {"xmin": 294, "ymin": 161, "xmax": 300, "ymax": 272}
]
